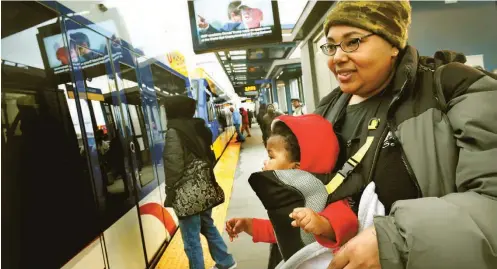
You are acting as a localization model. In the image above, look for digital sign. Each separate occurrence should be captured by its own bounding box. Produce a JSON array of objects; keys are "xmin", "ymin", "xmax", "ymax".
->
[
  {"xmin": 244, "ymin": 85, "xmax": 257, "ymax": 92},
  {"xmin": 188, "ymin": 0, "xmax": 282, "ymax": 54}
]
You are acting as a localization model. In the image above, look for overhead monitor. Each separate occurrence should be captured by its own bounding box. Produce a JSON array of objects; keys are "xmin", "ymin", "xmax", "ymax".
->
[
  {"xmin": 188, "ymin": 0, "xmax": 282, "ymax": 54},
  {"xmin": 37, "ymin": 20, "xmax": 120, "ymax": 76}
]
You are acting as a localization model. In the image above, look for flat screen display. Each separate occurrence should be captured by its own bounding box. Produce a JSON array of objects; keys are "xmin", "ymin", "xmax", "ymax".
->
[
  {"xmin": 38, "ymin": 20, "xmax": 120, "ymax": 75},
  {"xmin": 188, "ymin": 0, "xmax": 282, "ymax": 54}
]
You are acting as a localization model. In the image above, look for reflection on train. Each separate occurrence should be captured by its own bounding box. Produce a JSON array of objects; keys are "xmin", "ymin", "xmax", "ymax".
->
[{"xmin": 1, "ymin": 2, "xmax": 234, "ymax": 269}]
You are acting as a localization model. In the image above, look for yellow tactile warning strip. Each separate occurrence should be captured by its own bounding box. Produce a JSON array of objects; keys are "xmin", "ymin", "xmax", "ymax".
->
[
  {"xmin": 213, "ymin": 127, "xmax": 235, "ymax": 160},
  {"xmin": 156, "ymin": 136, "xmax": 241, "ymax": 269}
]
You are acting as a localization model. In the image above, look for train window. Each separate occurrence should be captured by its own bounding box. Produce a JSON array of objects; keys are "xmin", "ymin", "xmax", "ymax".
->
[
  {"xmin": 160, "ymin": 104, "xmax": 167, "ymax": 134},
  {"xmin": 1, "ymin": 2, "xmax": 103, "ymax": 268},
  {"xmin": 207, "ymin": 100, "xmax": 216, "ymax": 122},
  {"xmin": 151, "ymin": 63, "xmax": 187, "ymax": 95}
]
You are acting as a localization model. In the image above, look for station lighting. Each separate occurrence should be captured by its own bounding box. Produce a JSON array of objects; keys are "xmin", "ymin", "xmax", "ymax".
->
[
  {"xmin": 231, "ymin": 55, "xmax": 246, "ymax": 60},
  {"xmin": 230, "ymin": 50, "xmax": 246, "ymax": 55}
]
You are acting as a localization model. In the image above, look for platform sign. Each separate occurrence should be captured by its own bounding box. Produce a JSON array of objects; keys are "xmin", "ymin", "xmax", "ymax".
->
[
  {"xmin": 67, "ymin": 87, "xmax": 104, "ymax": 101},
  {"xmin": 244, "ymin": 85, "xmax": 257, "ymax": 92}
]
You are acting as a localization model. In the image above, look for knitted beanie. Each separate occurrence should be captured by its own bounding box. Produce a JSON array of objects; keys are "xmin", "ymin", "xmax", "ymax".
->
[{"xmin": 323, "ymin": 1, "xmax": 412, "ymax": 49}]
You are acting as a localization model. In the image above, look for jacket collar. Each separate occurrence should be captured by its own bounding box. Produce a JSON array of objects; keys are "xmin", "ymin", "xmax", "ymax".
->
[{"xmin": 391, "ymin": 45, "xmax": 419, "ymax": 96}]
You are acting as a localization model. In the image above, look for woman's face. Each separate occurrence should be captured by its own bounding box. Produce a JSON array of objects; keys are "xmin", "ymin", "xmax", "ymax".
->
[{"xmin": 326, "ymin": 25, "xmax": 398, "ymax": 97}]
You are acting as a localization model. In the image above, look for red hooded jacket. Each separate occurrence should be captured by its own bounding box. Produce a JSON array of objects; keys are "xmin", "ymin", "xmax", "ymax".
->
[
  {"xmin": 251, "ymin": 114, "xmax": 358, "ymax": 248},
  {"xmin": 240, "ymin": 108, "xmax": 249, "ymax": 124}
]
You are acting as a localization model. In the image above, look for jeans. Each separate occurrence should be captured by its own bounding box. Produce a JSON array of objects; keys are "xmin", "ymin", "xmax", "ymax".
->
[
  {"xmin": 234, "ymin": 124, "xmax": 245, "ymax": 141},
  {"xmin": 179, "ymin": 209, "xmax": 235, "ymax": 269}
]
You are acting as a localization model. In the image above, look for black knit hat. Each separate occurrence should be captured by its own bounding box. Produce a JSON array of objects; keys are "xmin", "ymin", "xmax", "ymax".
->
[{"xmin": 164, "ymin": 95, "xmax": 196, "ymax": 120}]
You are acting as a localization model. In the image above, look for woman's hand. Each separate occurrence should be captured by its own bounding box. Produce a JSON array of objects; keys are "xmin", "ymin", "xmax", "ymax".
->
[{"xmin": 328, "ymin": 226, "xmax": 381, "ymax": 269}]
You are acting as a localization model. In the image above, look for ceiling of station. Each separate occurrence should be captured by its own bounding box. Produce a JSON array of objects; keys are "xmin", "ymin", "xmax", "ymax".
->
[{"xmin": 215, "ymin": 42, "xmax": 297, "ymax": 88}]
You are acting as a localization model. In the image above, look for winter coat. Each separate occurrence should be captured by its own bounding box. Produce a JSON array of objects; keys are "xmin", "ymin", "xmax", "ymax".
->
[{"xmin": 314, "ymin": 46, "xmax": 497, "ymax": 268}]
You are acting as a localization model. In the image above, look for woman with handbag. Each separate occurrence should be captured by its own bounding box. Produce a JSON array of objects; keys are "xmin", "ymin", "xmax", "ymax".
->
[{"xmin": 163, "ymin": 95, "xmax": 237, "ymax": 269}]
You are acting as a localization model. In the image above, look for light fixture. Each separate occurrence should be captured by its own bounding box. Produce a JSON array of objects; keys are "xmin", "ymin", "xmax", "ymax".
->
[
  {"xmin": 218, "ymin": 51, "xmax": 225, "ymax": 56},
  {"xmin": 232, "ymin": 64, "xmax": 246, "ymax": 67},
  {"xmin": 231, "ymin": 55, "xmax": 246, "ymax": 60},
  {"xmin": 220, "ymin": 56, "xmax": 227, "ymax": 60},
  {"xmin": 230, "ymin": 50, "xmax": 246, "ymax": 55}
]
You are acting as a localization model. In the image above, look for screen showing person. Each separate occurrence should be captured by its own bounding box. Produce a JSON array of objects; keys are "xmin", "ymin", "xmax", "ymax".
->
[
  {"xmin": 189, "ymin": 0, "xmax": 282, "ymax": 53},
  {"xmin": 40, "ymin": 20, "xmax": 118, "ymax": 74}
]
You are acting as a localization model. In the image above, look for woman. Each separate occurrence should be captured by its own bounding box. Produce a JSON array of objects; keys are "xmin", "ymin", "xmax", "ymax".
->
[
  {"xmin": 261, "ymin": 104, "xmax": 283, "ymax": 147},
  {"xmin": 313, "ymin": 1, "xmax": 497, "ymax": 269},
  {"xmin": 163, "ymin": 95, "xmax": 237, "ymax": 269},
  {"xmin": 239, "ymin": 107, "xmax": 251, "ymax": 137}
]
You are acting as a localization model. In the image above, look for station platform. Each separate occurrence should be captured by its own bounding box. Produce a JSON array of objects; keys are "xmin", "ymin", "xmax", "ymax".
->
[{"xmin": 156, "ymin": 124, "xmax": 270, "ymax": 269}]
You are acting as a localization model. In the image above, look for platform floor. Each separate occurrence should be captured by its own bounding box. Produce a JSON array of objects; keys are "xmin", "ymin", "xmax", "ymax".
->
[
  {"xmin": 156, "ymin": 124, "xmax": 269, "ymax": 269},
  {"xmin": 222, "ymin": 124, "xmax": 270, "ymax": 269}
]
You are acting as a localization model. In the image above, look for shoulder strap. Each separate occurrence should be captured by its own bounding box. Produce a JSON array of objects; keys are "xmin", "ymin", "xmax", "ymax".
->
[
  {"xmin": 324, "ymin": 92, "xmax": 350, "ymax": 124},
  {"xmin": 325, "ymin": 118, "xmax": 380, "ymax": 194}
]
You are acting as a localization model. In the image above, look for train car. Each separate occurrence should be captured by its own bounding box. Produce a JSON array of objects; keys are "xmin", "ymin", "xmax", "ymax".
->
[
  {"xmin": 1, "ymin": 1, "xmax": 234, "ymax": 268},
  {"xmin": 191, "ymin": 78, "xmax": 235, "ymax": 160}
]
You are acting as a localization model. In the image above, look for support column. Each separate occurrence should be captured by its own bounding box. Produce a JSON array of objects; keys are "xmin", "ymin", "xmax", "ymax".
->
[
  {"xmin": 285, "ymin": 79, "xmax": 293, "ymax": 115},
  {"xmin": 271, "ymin": 79, "xmax": 278, "ymax": 104},
  {"xmin": 300, "ymin": 42, "xmax": 319, "ymax": 112}
]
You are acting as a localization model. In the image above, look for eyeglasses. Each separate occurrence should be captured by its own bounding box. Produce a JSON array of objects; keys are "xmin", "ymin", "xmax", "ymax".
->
[{"xmin": 320, "ymin": 33, "xmax": 375, "ymax": 56}]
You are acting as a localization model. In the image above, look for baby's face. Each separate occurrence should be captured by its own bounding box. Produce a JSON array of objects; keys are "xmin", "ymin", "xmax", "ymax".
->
[{"xmin": 263, "ymin": 135, "xmax": 297, "ymax": 171}]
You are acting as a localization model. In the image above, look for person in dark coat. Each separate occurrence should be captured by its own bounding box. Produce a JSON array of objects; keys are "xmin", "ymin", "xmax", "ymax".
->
[
  {"xmin": 163, "ymin": 95, "xmax": 237, "ymax": 269},
  {"xmin": 247, "ymin": 109, "xmax": 253, "ymax": 128},
  {"xmin": 261, "ymin": 104, "xmax": 283, "ymax": 147}
]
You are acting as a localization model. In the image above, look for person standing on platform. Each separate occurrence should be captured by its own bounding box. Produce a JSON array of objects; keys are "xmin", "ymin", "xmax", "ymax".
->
[
  {"xmin": 314, "ymin": 1, "xmax": 497, "ymax": 268},
  {"xmin": 247, "ymin": 109, "xmax": 253, "ymax": 129},
  {"xmin": 163, "ymin": 95, "xmax": 237, "ymax": 269},
  {"xmin": 291, "ymin": 98, "xmax": 306, "ymax": 116},
  {"xmin": 257, "ymin": 103, "xmax": 267, "ymax": 128},
  {"xmin": 230, "ymin": 107, "xmax": 245, "ymax": 142},
  {"xmin": 261, "ymin": 104, "xmax": 282, "ymax": 147},
  {"xmin": 239, "ymin": 107, "xmax": 251, "ymax": 137}
]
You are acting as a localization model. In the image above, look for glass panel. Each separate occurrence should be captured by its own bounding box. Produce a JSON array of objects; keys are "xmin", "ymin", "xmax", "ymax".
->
[
  {"xmin": 63, "ymin": 17, "xmax": 147, "ymax": 269},
  {"xmin": 134, "ymin": 55, "xmax": 173, "ymax": 262},
  {"xmin": 289, "ymin": 78, "xmax": 300, "ymax": 99},
  {"xmin": 1, "ymin": 2, "xmax": 104, "ymax": 268}
]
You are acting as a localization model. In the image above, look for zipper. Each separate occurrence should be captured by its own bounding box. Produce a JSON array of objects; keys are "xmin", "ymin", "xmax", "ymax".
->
[
  {"xmin": 366, "ymin": 126, "xmax": 389, "ymax": 184},
  {"xmin": 384, "ymin": 68, "xmax": 423, "ymax": 197},
  {"xmin": 388, "ymin": 123, "xmax": 423, "ymax": 198}
]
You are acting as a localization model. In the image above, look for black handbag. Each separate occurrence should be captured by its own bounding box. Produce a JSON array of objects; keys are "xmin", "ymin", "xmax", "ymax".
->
[{"xmin": 170, "ymin": 133, "xmax": 225, "ymax": 217}]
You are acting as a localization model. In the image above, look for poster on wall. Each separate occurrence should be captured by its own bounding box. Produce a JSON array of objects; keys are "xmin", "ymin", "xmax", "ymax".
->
[{"xmin": 188, "ymin": 0, "xmax": 282, "ymax": 53}]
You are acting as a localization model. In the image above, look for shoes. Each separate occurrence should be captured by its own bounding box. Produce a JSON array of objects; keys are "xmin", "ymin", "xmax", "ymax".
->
[{"xmin": 211, "ymin": 262, "xmax": 237, "ymax": 269}]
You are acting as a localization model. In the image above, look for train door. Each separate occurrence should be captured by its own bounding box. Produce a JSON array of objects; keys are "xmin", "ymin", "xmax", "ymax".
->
[
  {"xmin": 1, "ymin": 2, "xmax": 105, "ymax": 268},
  {"xmin": 62, "ymin": 18, "xmax": 147, "ymax": 268},
  {"xmin": 205, "ymin": 90, "xmax": 220, "ymax": 141},
  {"xmin": 112, "ymin": 45, "xmax": 173, "ymax": 264}
]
